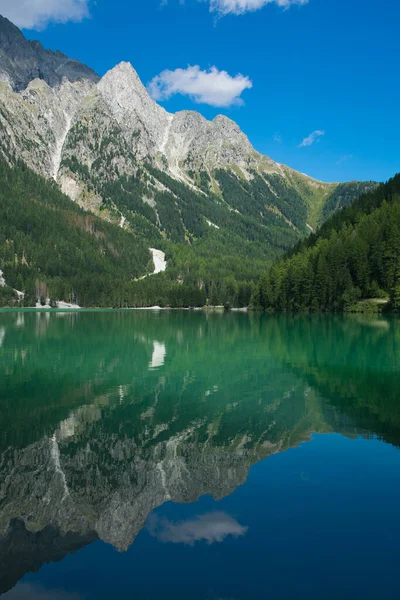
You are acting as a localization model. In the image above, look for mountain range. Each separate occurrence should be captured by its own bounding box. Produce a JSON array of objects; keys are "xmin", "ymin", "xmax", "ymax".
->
[{"xmin": 0, "ymin": 15, "xmax": 377, "ymax": 307}]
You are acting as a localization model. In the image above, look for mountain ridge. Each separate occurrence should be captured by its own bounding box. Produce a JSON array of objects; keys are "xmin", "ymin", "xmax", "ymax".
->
[
  {"xmin": 0, "ymin": 58, "xmax": 375, "ymax": 229},
  {"xmin": 0, "ymin": 15, "xmax": 99, "ymax": 91},
  {"xmin": 0, "ymin": 19, "xmax": 375, "ymax": 227},
  {"xmin": 0, "ymin": 16, "xmax": 378, "ymax": 307}
]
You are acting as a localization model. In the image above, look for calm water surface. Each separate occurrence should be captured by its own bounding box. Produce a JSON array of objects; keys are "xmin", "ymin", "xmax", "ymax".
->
[{"xmin": 1, "ymin": 310, "xmax": 400, "ymax": 599}]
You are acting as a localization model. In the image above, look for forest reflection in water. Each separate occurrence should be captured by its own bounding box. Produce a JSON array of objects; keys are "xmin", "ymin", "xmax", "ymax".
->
[{"xmin": 1, "ymin": 310, "xmax": 400, "ymax": 599}]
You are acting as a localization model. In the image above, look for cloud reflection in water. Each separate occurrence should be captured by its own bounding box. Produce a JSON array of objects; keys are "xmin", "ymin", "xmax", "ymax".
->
[{"xmin": 147, "ymin": 512, "xmax": 248, "ymax": 546}]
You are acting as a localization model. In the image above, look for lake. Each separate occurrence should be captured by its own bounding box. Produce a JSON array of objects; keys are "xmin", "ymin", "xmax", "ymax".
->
[{"xmin": 1, "ymin": 310, "xmax": 400, "ymax": 599}]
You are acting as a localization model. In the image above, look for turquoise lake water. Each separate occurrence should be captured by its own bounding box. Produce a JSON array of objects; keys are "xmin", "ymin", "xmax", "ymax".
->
[{"xmin": 1, "ymin": 310, "xmax": 400, "ymax": 599}]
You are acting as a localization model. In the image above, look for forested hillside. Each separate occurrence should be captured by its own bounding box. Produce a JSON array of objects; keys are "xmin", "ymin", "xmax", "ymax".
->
[
  {"xmin": 252, "ymin": 174, "xmax": 400, "ymax": 312},
  {"xmin": 0, "ymin": 154, "xmax": 381, "ymax": 309},
  {"xmin": 0, "ymin": 159, "xmax": 264, "ymax": 308},
  {"xmin": 0, "ymin": 158, "xmax": 153, "ymax": 307}
]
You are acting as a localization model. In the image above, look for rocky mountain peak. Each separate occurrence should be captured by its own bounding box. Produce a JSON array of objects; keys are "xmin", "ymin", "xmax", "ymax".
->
[
  {"xmin": 0, "ymin": 14, "xmax": 99, "ymax": 91},
  {"xmin": 98, "ymin": 61, "xmax": 169, "ymax": 116},
  {"xmin": 212, "ymin": 113, "xmax": 250, "ymax": 140},
  {"xmin": 0, "ymin": 15, "xmax": 26, "ymax": 52},
  {"xmin": 102, "ymin": 61, "xmax": 142, "ymax": 84},
  {"xmin": 97, "ymin": 61, "xmax": 172, "ymax": 158}
]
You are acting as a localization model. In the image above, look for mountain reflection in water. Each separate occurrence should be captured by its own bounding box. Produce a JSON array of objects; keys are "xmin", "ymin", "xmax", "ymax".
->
[{"xmin": 1, "ymin": 310, "xmax": 400, "ymax": 597}]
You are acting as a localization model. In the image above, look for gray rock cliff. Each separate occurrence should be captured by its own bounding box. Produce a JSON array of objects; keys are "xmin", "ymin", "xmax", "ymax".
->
[{"xmin": 0, "ymin": 15, "xmax": 99, "ymax": 91}]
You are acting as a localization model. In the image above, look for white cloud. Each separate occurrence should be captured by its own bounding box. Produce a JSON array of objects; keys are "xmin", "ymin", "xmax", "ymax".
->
[
  {"xmin": 336, "ymin": 154, "xmax": 353, "ymax": 165},
  {"xmin": 165, "ymin": 0, "xmax": 309, "ymax": 16},
  {"xmin": 148, "ymin": 65, "xmax": 252, "ymax": 108},
  {"xmin": 209, "ymin": 0, "xmax": 308, "ymax": 16},
  {"xmin": 161, "ymin": 0, "xmax": 310, "ymax": 17},
  {"xmin": 0, "ymin": 0, "xmax": 90, "ymax": 30},
  {"xmin": 147, "ymin": 512, "xmax": 248, "ymax": 546},
  {"xmin": 298, "ymin": 129, "xmax": 325, "ymax": 148},
  {"xmin": 273, "ymin": 133, "xmax": 282, "ymax": 143}
]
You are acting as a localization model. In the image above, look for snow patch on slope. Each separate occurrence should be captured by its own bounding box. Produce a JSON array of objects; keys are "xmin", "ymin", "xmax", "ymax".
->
[
  {"xmin": 136, "ymin": 249, "xmax": 167, "ymax": 281},
  {"xmin": 150, "ymin": 248, "xmax": 167, "ymax": 274}
]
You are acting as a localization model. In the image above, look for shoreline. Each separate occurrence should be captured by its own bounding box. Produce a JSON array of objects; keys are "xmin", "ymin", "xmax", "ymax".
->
[{"xmin": 0, "ymin": 305, "xmax": 250, "ymax": 313}]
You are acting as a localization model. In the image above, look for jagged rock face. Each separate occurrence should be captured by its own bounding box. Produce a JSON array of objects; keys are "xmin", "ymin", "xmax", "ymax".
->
[
  {"xmin": 0, "ymin": 15, "xmax": 99, "ymax": 91},
  {"xmin": 57, "ymin": 87, "xmax": 136, "ymax": 205},
  {"xmin": 0, "ymin": 15, "xmax": 375, "ymax": 235},
  {"xmin": 97, "ymin": 62, "xmax": 172, "ymax": 160},
  {"xmin": 5, "ymin": 62, "xmax": 273, "ymax": 174},
  {"xmin": 0, "ymin": 58, "xmax": 278, "ymax": 184},
  {"xmin": 0, "ymin": 76, "xmax": 95, "ymax": 181},
  {"xmin": 163, "ymin": 111, "xmax": 272, "ymax": 177},
  {"xmin": 0, "ymin": 55, "xmax": 317, "ymax": 226},
  {"xmin": 0, "ymin": 19, "xmax": 302, "ymax": 200}
]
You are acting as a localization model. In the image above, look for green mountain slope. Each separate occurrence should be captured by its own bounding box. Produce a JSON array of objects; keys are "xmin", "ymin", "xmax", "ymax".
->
[
  {"xmin": 0, "ymin": 158, "xmax": 291, "ymax": 308},
  {"xmin": 252, "ymin": 173, "xmax": 400, "ymax": 312},
  {"xmin": 0, "ymin": 158, "xmax": 152, "ymax": 307},
  {"xmin": 0, "ymin": 156, "xmax": 381, "ymax": 309}
]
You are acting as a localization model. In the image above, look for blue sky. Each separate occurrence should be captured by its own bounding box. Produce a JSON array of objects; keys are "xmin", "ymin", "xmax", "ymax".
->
[{"xmin": 5, "ymin": 0, "xmax": 399, "ymax": 182}]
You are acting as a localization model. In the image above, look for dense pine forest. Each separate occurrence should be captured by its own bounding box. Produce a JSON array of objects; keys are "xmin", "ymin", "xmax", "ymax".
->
[
  {"xmin": 0, "ymin": 158, "xmax": 153, "ymax": 307},
  {"xmin": 0, "ymin": 153, "xmax": 393, "ymax": 311},
  {"xmin": 0, "ymin": 158, "xmax": 256, "ymax": 308},
  {"xmin": 252, "ymin": 174, "xmax": 400, "ymax": 312}
]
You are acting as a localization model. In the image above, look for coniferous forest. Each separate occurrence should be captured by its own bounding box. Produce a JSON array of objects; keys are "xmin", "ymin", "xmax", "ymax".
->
[
  {"xmin": 252, "ymin": 174, "xmax": 400, "ymax": 312},
  {"xmin": 0, "ymin": 158, "xmax": 256, "ymax": 308},
  {"xmin": 1, "ymin": 153, "xmax": 399, "ymax": 311}
]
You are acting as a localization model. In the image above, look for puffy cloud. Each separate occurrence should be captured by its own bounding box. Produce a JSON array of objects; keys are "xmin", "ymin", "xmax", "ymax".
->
[
  {"xmin": 148, "ymin": 65, "xmax": 252, "ymax": 108},
  {"xmin": 147, "ymin": 512, "xmax": 248, "ymax": 545},
  {"xmin": 298, "ymin": 129, "xmax": 325, "ymax": 147},
  {"xmin": 209, "ymin": 0, "xmax": 308, "ymax": 16},
  {"xmin": 0, "ymin": 0, "xmax": 90, "ymax": 30}
]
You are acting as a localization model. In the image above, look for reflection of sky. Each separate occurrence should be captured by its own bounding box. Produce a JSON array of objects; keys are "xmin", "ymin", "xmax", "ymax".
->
[
  {"xmin": 4, "ymin": 435, "xmax": 400, "ymax": 600},
  {"xmin": 147, "ymin": 512, "xmax": 248, "ymax": 546}
]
